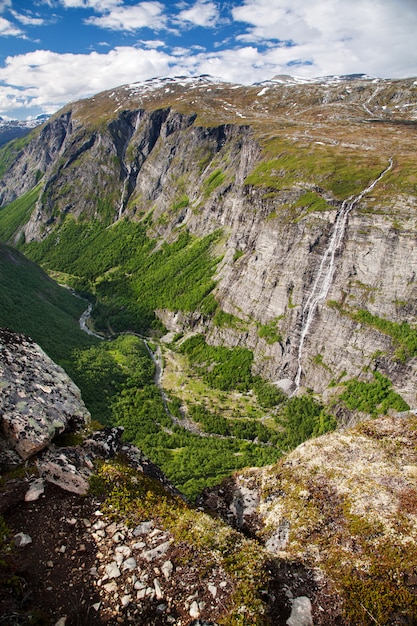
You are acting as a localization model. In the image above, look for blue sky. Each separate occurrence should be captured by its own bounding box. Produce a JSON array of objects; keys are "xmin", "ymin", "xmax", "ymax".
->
[{"xmin": 1, "ymin": 0, "xmax": 416, "ymax": 120}]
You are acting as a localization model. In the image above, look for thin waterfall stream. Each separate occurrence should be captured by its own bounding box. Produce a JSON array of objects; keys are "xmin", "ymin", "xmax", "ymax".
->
[{"xmin": 294, "ymin": 158, "xmax": 393, "ymax": 388}]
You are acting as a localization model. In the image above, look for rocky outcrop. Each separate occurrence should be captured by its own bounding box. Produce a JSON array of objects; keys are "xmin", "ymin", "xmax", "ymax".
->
[
  {"xmin": 0, "ymin": 328, "xmax": 90, "ymax": 462},
  {"xmin": 201, "ymin": 412, "xmax": 417, "ymax": 624}
]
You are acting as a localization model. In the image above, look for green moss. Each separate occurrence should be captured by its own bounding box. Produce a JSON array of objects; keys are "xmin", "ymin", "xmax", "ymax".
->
[
  {"xmin": 293, "ymin": 190, "xmax": 331, "ymax": 217},
  {"xmin": 204, "ymin": 169, "xmax": 225, "ymax": 197},
  {"xmin": 257, "ymin": 319, "xmax": 282, "ymax": 344},
  {"xmin": 172, "ymin": 194, "xmax": 190, "ymax": 211},
  {"xmin": 312, "ymin": 353, "xmax": 331, "ymax": 371},
  {"xmin": 0, "ymin": 183, "xmax": 42, "ymax": 243},
  {"xmin": 245, "ymin": 139, "xmax": 387, "ymax": 200},
  {"xmin": 213, "ymin": 308, "xmax": 248, "ymax": 330},
  {"xmin": 233, "ymin": 249, "xmax": 244, "ymax": 262}
]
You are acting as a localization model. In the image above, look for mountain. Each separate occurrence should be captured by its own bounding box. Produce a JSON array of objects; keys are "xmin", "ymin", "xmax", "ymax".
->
[
  {"xmin": 0, "ymin": 114, "xmax": 49, "ymax": 147},
  {"xmin": 1, "ymin": 74, "xmax": 417, "ymax": 624},
  {"xmin": 1, "ymin": 74, "xmax": 417, "ymax": 409}
]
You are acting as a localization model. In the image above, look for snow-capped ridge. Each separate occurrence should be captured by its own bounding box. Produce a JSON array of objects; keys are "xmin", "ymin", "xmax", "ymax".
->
[
  {"xmin": 124, "ymin": 74, "xmax": 229, "ymax": 96},
  {"xmin": 256, "ymin": 73, "xmax": 380, "ymax": 88}
]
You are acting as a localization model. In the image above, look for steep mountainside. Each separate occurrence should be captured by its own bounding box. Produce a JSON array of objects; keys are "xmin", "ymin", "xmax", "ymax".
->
[
  {"xmin": 1, "ymin": 74, "xmax": 417, "ymax": 411},
  {"xmin": 2, "ymin": 75, "xmax": 417, "ymax": 625}
]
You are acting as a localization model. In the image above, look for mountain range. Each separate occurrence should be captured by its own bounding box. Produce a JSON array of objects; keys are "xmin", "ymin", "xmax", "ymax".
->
[{"xmin": 1, "ymin": 74, "xmax": 417, "ymax": 625}]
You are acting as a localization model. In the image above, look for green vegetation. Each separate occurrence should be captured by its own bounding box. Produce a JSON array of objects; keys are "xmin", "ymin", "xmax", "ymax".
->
[
  {"xmin": 245, "ymin": 138, "xmax": 387, "ymax": 200},
  {"xmin": 328, "ymin": 302, "xmax": 417, "ymax": 363},
  {"xmin": 233, "ymin": 249, "xmax": 244, "ymax": 262},
  {"xmin": 24, "ymin": 217, "xmax": 222, "ymax": 334},
  {"xmin": 351, "ymin": 308, "xmax": 417, "ymax": 361},
  {"xmin": 90, "ymin": 459, "xmax": 271, "ymax": 625},
  {"xmin": 204, "ymin": 169, "xmax": 225, "ymax": 196},
  {"xmin": 338, "ymin": 372, "xmax": 409, "ymax": 417},
  {"xmin": 70, "ymin": 334, "xmax": 281, "ymax": 499},
  {"xmin": 0, "ymin": 242, "xmax": 96, "ymax": 366},
  {"xmin": 294, "ymin": 190, "xmax": 330, "ymax": 215},
  {"xmin": 0, "ymin": 184, "xmax": 42, "ymax": 242},
  {"xmin": 172, "ymin": 194, "xmax": 190, "ymax": 211},
  {"xmin": 257, "ymin": 318, "xmax": 282, "ymax": 344},
  {"xmin": 212, "ymin": 308, "xmax": 248, "ymax": 330},
  {"xmin": 278, "ymin": 395, "xmax": 337, "ymax": 448},
  {"xmin": 179, "ymin": 334, "xmax": 254, "ymax": 391}
]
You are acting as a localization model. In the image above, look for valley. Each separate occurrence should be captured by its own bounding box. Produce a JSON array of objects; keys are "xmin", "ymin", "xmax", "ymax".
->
[{"xmin": 1, "ymin": 74, "xmax": 417, "ymax": 625}]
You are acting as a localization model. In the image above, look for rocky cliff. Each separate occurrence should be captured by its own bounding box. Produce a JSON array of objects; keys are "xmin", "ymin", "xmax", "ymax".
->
[{"xmin": 1, "ymin": 76, "xmax": 416, "ymax": 411}]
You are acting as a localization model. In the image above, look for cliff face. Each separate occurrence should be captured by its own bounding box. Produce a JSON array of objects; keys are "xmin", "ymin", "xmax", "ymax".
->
[{"xmin": 1, "ymin": 75, "xmax": 417, "ymax": 405}]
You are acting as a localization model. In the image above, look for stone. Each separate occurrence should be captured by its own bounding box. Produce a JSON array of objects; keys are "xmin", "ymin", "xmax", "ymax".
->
[
  {"xmin": 122, "ymin": 557, "xmax": 137, "ymax": 571},
  {"xmin": 208, "ymin": 584, "xmax": 217, "ymax": 598},
  {"xmin": 13, "ymin": 532, "xmax": 32, "ymax": 547},
  {"xmin": 0, "ymin": 329, "xmax": 90, "ymax": 460},
  {"xmin": 37, "ymin": 449, "xmax": 92, "ymax": 495},
  {"xmin": 25, "ymin": 478, "xmax": 45, "ymax": 501},
  {"xmin": 105, "ymin": 562, "xmax": 121, "ymax": 579},
  {"xmin": 265, "ymin": 519, "xmax": 290, "ymax": 552},
  {"xmin": 286, "ymin": 596, "xmax": 314, "ymax": 626},
  {"xmin": 134, "ymin": 581, "xmax": 146, "ymax": 590},
  {"xmin": 133, "ymin": 521, "xmax": 153, "ymax": 536},
  {"xmin": 189, "ymin": 601, "xmax": 201, "ymax": 619},
  {"xmin": 153, "ymin": 578, "xmax": 163, "ymax": 600},
  {"xmin": 121, "ymin": 595, "xmax": 131, "ymax": 608},
  {"xmin": 142, "ymin": 540, "xmax": 172, "ymax": 562},
  {"xmin": 161, "ymin": 560, "xmax": 174, "ymax": 580},
  {"xmin": 115, "ymin": 545, "xmax": 132, "ymax": 558},
  {"xmin": 103, "ymin": 581, "xmax": 118, "ymax": 593},
  {"xmin": 229, "ymin": 484, "xmax": 260, "ymax": 528}
]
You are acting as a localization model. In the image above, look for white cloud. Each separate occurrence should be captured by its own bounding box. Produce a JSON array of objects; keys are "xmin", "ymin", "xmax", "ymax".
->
[
  {"xmin": 0, "ymin": 15, "xmax": 22, "ymax": 35},
  {"xmin": 0, "ymin": 46, "xmax": 173, "ymax": 115},
  {"xmin": 57, "ymin": 0, "xmax": 120, "ymax": 8},
  {"xmin": 10, "ymin": 11, "xmax": 46, "ymax": 26},
  {"xmin": 85, "ymin": 2, "xmax": 166, "ymax": 31},
  {"xmin": 177, "ymin": 0, "xmax": 219, "ymax": 28},
  {"xmin": 231, "ymin": 0, "xmax": 417, "ymax": 78},
  {"xmin": 0, "ymin": 0, "xmax": 12, "ymax": 12},
  {"xmin": 140, "ymin": 39, "xmax": 165, "ymax": 49},
  {"xmin": 1, "ymin": 0, "xmax": 417, "ymax": 119}
]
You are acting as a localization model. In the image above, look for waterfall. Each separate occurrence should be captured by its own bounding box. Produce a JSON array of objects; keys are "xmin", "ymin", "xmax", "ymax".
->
[{"xmin": 294, "ymin": 158, "xmax": 393, "ymax": 388}]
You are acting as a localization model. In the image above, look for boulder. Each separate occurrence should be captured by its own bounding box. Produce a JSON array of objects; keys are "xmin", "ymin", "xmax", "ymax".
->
[{"xmin": 0, "ymin": 329, "xmax": 90, "ymax": 462}]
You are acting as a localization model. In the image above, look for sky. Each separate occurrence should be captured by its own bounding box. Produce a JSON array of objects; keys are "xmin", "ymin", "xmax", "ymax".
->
[{"xmin": 0, "ymin": 0, "xmax": 416, "ymax": 120}]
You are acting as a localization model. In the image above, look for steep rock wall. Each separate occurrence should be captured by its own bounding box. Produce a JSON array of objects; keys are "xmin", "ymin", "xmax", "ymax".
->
[{"xmin": 0, "ymin": 91, "xmax": 416, "ymax": 403}]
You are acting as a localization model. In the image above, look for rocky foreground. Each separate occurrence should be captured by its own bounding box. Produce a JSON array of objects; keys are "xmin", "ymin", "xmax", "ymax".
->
[{"xmin": 2, "ymin": 327, "xmax": 417, "ymax": 625}]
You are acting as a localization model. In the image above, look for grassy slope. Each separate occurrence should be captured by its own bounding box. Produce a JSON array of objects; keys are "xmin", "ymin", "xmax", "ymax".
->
[
  {"xmin": 0, "ymin": 184, "xmax": 41, "ymax": 242},
  {"xmin": 0, "ymin": 242, "xmax": 96, "ymax": 366}
]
